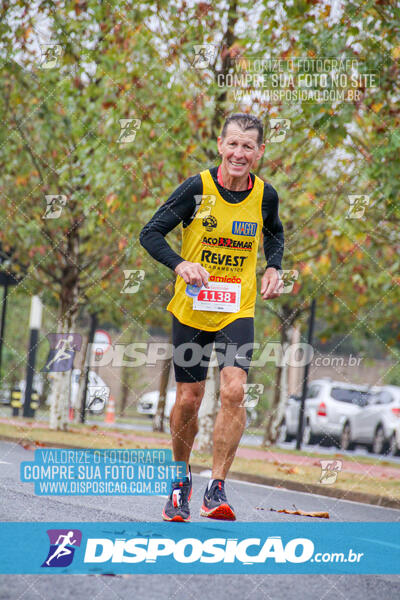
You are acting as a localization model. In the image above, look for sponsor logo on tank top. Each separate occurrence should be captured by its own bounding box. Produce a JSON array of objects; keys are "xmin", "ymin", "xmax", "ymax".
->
[
  {"xmin": 232, "ymin": 221, "xmax": 258, "ymax": 236},
  {"xmin": 209, "ymin": 274, "xmax": 242, "ymax": 283},
  {"xmin": 202, "ymin": 215, "xmax": 217, "ymax": 232},
  {"xmin": 200, "ymin": 249, "xmax": 248, "ymax": 267},
  {"xmin": 201, "ymin": 236, "xmax": 253, "ymax": 251}
]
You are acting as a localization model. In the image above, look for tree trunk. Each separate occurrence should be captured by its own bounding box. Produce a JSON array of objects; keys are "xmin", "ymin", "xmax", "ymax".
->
[
  {"xmin": 119, "ymin": 364, "xmax": 130, "ymax": 418},
  {"xmin": 49, "ymin": 228, "xmax": 80, "ymax": 431},
  {"xmin": 49, "ymin": 312, "xmax": 78, "ymax": 430},
  {"xmin": 197, "ymin": 350, "xmax": 219, "ymax": 453},
  {"xmin": 153, "ymin": 333, "xmax": 172, "ymax": 432},
  {"xmin": 75, "ymin": 328, "xmax": 90, "ymax": 423}
]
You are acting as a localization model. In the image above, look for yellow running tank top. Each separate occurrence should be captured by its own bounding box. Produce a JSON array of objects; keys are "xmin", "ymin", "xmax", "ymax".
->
[{"xmin": 166, "ymin": 169, "xmax": 264, "ymax": 331}]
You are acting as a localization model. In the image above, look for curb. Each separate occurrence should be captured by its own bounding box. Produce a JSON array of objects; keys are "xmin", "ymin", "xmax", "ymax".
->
[
  {"xmin": 2, "ymin": 434, "xmax": 400, "ymax": 510},
  {"xmin": 190, "ymin": 465, "xmax": 400, "ymax": 510}
]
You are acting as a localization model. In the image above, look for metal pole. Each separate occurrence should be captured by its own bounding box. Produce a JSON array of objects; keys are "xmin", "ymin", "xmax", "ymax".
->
[
  {"xmin": 23, "ymin": 296, "xmax": 42, "ymax": 418},
  {"xmin": 296, "ymin": 299, "xmax": 316, "ymax": 450},
  {"xmin": 0, "ymin": 283, "xmax": 8, "ymax": 384},
  {"xmin": 80, "ymin": 313, "xmax": 98, "ymax": 424}
]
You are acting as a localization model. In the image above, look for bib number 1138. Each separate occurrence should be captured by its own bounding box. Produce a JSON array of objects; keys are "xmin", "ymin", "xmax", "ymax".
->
[{"xmin": 193, "ymin": 282, "xmax": 241, "ymax": 313}]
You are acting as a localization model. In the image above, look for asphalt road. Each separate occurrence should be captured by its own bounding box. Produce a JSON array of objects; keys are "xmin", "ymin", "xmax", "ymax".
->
[{"xmin": 0, "ymin": 440, "xmax": 400, "ymax": 600}]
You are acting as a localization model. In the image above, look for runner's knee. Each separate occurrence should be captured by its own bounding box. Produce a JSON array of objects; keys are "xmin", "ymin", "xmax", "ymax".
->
[
  {"xmin": 174, "ymin": 385, "xmax": 203, "ymax": 417},
  {"xmin": 219, "ymin": 379, "xmax": 245, "ymax": 408}
]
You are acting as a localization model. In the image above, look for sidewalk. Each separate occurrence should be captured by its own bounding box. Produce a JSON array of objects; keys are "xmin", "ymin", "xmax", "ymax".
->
[{"xmin": 1, "ymin": 416, "xmax": 399, "ymax": 480}]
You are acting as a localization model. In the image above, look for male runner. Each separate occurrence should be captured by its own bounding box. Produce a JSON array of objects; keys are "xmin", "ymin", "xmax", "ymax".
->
[{"xmin": 140, "ymin": 113, "xmax": 284, "ymax": 521}]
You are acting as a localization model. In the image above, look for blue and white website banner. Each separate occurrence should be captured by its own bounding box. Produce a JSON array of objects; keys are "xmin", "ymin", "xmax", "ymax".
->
[
  {"xmin": 1, "ymin": 522, "xmax": 399, "ymax": 574},
  {"xmin": 20, "ymin": 449, "xmax": 185, "ymax": 496}
]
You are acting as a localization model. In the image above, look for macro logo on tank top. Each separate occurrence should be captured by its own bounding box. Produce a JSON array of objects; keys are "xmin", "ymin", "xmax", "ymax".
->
[{"xmin": 232, "ymin": 221, "xmax": 258, "ymax": 237}]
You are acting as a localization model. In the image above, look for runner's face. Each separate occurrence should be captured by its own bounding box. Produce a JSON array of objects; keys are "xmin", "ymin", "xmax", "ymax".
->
[{"xmin": 218, "ymin": 124, "xmax": 265, "ymax": 178}]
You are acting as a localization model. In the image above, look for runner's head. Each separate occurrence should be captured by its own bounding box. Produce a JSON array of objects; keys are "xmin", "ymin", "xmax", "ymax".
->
[{"xmin": 218, "ymin": 114, "xmax": 265, "ymax": 179}]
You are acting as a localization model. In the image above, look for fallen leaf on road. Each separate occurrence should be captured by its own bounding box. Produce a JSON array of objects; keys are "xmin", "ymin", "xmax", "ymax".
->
[
  {"xmin": 270, "ymin": 504, "xmax": 329, "ymax": 519},
  {"xmin": 18, "ymin": 441, "xmax": 40, "ymax": 451},
  {"xmin": 277, "ymin": 466, "xmax": 299, "ymax": 474}
]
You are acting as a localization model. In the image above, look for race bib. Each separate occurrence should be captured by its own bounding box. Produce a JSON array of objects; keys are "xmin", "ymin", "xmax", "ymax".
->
[{"xmin": 192, "ymin": 281, "xmax": 241, "ymax": 313}]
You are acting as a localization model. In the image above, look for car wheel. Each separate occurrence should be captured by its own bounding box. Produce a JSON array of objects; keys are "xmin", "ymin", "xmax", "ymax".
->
[
  {"xmin": 277, "ymin": 419, "xmax": 292, "ymax": 443},
  {"xmin": 372, "ymin": 426, "xmax": 386, "ymax": 455},
  {"xmin": 388, "ymin": 433, "xmax": 400, "ymax": 457},
  {"xmin": 340, "ymin": 422, "xmax": 355, "ymax": 451},
  {"xmin": 302, "ymin": 421, "xmax": 317, "ymax": 445}
]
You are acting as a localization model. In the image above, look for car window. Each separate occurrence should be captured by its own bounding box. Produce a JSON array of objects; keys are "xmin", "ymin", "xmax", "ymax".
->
[
  {"xmin": 371, "ymin": 391, "xmax": 394, "ymax": 404},
  {"xmin": 330, "ymin": 387, "xmax": 370, "ymax": 405},
  {"xmin": 306, "ymin": 385, "xmax": 321, "ymax": 398}
]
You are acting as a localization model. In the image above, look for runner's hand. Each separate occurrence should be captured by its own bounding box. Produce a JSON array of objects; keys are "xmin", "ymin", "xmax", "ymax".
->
[
  {"xmin": 174, "ymin": 261, "xmax": 210, "ymax": 288},
  {"xmin": 260, "ymin": 267, "xmax": 283, "ymax": 300}
]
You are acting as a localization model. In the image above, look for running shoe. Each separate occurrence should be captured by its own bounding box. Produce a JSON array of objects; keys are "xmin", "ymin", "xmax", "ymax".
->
[
  {"xmin": 200, "ymin": 479, "xmax": 236, "ymax": 521},
  {"xmin": 162, "ymin": 467, "xmax": 192, "ymax": 522}
]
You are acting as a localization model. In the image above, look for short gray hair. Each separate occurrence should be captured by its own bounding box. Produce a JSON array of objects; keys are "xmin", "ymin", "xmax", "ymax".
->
[{"xmin": 221, "ymin": 113, "xmax": 263, "ymax": 146}]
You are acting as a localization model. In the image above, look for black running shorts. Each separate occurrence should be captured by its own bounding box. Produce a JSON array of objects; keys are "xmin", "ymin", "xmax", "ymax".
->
[{"xmin": 172, "ymin": 314, "xmax": 254, "ymax": 383}]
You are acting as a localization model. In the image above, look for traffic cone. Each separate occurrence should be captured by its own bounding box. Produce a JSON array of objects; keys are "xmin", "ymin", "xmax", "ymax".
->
[{"xmin": 105, "ymin": 395, "xmax": 115, "ymax": 424}]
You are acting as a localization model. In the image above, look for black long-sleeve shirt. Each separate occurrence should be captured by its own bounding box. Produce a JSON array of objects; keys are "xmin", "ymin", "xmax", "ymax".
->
[{"xmin": 139, "ymin": 166, "xmax": 284, "ymax": 272}]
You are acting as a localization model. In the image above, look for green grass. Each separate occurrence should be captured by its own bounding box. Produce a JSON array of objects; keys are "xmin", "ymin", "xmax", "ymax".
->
[{"xmin": 1, "ymin": 420, "xmax": 399, "ymax": 501}]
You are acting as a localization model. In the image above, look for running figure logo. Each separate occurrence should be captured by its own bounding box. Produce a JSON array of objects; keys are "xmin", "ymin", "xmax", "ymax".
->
[
  {"xmin": 121, "ymin": 269, "xmax": 145, "ymax": 294},
  {"xmin": 240, "ymin": 383, "xmax": 264, "ymax": 408},
  {"xmin": 194, "ymin": 195, "xmax": 216, "ymax": 219},
  {"xmin": 43, "ymin": 194, "xmax": 67, "ymax": 219},
  {"xmin": 319, "ymin": 459, "xmax": 342, "ymax": 485},
  {"xmin": 279, "ymin": 270, "xmax": 299, "ymax": 294},
  {"xmin": 39, "ymin": 44, "xmax": 63, "ymax": 69},
  {"xmin": 347, "ymin": 195, "xmax": 370, "ymax": 219},
  {"xmin": 268, "ymin": 119, "xmax": 291, "ymax": 143},
  {"xmin": 192, "ymin": 45, "xmax": 217, "ymax": 69},
  {"xmin": 117, "ymin": 119, "xmax": 141, "ymax": 144},
  {"xmin": 42, "ymin": 333, "xmax": 82, "ymax": 372},
  {"xmin": 42, "ymin": 529, "xmax": 82, "ymax": 567}
]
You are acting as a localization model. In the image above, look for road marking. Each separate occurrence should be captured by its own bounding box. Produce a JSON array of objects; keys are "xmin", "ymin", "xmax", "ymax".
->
[{"xmin": 0, "ymin": 460, "xmax": 11, "ymax": 464}]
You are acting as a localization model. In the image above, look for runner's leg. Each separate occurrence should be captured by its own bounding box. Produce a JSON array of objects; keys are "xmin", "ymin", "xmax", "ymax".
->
[
  {"xmin": 211, "ymin": 318, "xmax": 254, "ymax": 480},
  {"xmin": 211, "ymin": 366, "xmax": 247, "ymax": 479},
  {"xmin": 170, "ymin": 381, "xmax": 205, "ymax": 469},
  {"xmin": 170, "ymin": 315, "xmax": 214, "ymax": 471}
]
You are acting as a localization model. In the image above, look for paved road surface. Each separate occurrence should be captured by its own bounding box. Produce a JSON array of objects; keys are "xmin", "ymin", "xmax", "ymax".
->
[{"xmin": 0, "ymin": 440, "xmax": 399, "ymax": 600}]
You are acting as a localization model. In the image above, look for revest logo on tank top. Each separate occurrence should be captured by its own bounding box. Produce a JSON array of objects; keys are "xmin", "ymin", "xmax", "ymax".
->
[
  {"xmin": 232, "ymin": 221, "xmax": 258, "ymax": 236},
  {"xmin": 200, "ymin": 249, "xmax": 248, "ymax": 267}
]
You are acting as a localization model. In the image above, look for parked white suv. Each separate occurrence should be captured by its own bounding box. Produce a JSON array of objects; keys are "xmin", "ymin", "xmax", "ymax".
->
[
  {"xmin": 137, "ymin": 389, "xmax": 176, "ymax": 418},
  {"xmin": 347, "ymin": 385, "xmax": 400, "ymax": 454},
  {"xmin": 278, "ymin": 379, "xmax": 371, "ymax": 448}
]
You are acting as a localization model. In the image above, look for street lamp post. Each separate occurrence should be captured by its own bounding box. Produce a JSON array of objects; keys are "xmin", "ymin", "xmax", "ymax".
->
[
  {"xmin": 23, "ymin": 296, "xmax": 43, "ymax": 418},
  {"xmin": 296, "ymin": 298, "xmax": 316, "ymax": 450},
  {"xmin": 80, "ymin": 313, "xmax": 98, "ymax": 424}
]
